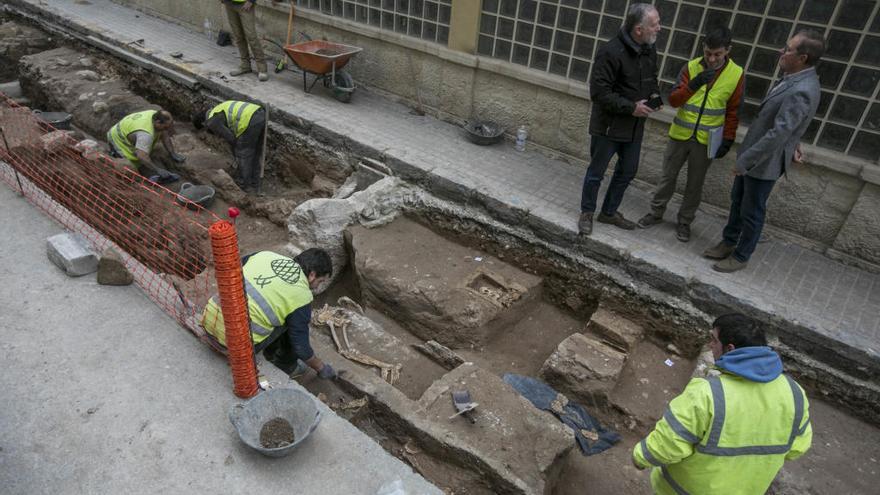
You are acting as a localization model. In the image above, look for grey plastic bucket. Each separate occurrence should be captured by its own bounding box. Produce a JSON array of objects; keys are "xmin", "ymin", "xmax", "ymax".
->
[{"xmin": 229, "ymin": 388, "xmax": 322, "ymax": 457}]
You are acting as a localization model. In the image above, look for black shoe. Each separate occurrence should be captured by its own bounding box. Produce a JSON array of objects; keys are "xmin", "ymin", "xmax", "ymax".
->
[
  {"xmin": 676, "ymin": 223, "xmax": 691, "ymax": 242},
  {"xmin": 638, "ymin": 213, "xmax": 663, "ymax": 228},
  {"xmin": 597, "ymin": 211, "xmax": 637, "ymax": 230},
  {"xmin": 578, "ymin": 212, "xmax": 593, "ymax": 235}
]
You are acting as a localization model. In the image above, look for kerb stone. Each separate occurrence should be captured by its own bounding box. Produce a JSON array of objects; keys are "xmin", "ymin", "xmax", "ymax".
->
[
  {"xmin": 539, "ymin": 333, "xmax": 626, "ymax": 406},
  {"xmin": 46, "ymin": 232, "xmax": 98, "ymax": 276}
]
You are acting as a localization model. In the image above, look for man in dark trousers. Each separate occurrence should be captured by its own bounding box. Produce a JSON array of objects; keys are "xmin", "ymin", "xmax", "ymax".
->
[
  {"xmin": 201, "ymin": 248, "xmax": 337, "ymax": 379},
  {"xmin": 578, "ymin": 3, "xmax": 661, "ymax": 236},
  {"xmin": 193, "ymin": 100, "xmax": 266, "ymax": 194},
  {"xmin": 704, "ymin": 30, "xmax": 825, "ymax": 272},
  {"xmin": 638, "ymin": 27, "xmax": 744, "ymax": 242}
]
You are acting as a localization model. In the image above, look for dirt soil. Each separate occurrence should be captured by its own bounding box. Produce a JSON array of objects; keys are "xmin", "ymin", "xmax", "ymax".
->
[{"xmin": 259, "ymin": 417, "xmax": 295, "ymax": 448}]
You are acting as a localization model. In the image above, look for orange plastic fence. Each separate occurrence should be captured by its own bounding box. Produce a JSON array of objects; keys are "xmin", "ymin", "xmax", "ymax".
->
[
  {"xmin": 209, "ymin": 220, "xmax": 259, "ymax": 398},
  {"xmin": 0, "ymin": 92, "xmax": 254, "ymax": 395}
]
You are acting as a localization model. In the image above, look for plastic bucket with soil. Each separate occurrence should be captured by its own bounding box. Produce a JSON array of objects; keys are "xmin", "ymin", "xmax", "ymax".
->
[{"xmin": 229, "ymin": 387, "xmax": 322, "ymax": 457}]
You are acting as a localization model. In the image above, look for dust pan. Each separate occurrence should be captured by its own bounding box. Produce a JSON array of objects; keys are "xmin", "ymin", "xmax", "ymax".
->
[{"xmin": 229, "ymin": 387, "xmax": 322, "ymax": 457}]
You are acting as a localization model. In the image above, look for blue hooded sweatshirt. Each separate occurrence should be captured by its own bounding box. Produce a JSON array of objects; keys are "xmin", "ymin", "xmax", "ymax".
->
[{"xmin": 714, "ymin": 346, "xmax": 783, "ymax": 383}]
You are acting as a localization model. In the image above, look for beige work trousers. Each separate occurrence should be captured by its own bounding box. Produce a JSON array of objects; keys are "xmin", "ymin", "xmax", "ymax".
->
[
  {"xmin": 649, "ymin": 137, "xmax": 713, "ymax": 226},
  {"xmin": 224, "ymin": 2, "xmax": 267, "ymax": 73}
]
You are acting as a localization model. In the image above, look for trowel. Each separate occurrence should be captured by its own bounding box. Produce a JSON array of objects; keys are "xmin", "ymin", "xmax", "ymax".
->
[{"xmin": 450, "ymin": 390, "xmax": 477, "ymax": 424}]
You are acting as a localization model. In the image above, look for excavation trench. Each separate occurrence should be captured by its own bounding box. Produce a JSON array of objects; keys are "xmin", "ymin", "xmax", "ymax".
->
[{"xmin": 3, "ymin": 16, "xmax": 880, "ymax": 495}]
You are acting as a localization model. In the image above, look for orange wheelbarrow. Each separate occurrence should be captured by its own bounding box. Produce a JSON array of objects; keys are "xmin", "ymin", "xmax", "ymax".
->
[{"xmin": 282, "ymin": 4, "xmax": 363, "ymax": 103}]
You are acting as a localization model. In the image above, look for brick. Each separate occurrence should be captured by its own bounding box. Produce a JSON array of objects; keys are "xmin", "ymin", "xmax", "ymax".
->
[
  {"xmin": 46, "ymin": 232, "xmax": 98, "ymax": 277},
  {"xmin": 586, "ymin": 308, "xmax": 645, "ymax": 352},
  {"xmin": 539, "ymin": 333, "xmax": 626, "ymax": 405}
]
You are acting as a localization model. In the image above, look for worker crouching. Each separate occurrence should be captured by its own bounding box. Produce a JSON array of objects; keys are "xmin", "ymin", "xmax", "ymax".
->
[
  {"xmin": 633, "ymin": 314, "xmax": 811, "ymax": 494},
  {"xmin": 202, "ymin": 248, "xmax": 337, "ymax": 379},
  {"xmin": 107, "ymin": 109, "xmax": 185, "ymax": 183},
  {"xmin": 192, "ymin": 100, "xmax": 266, "ymax": 194}
]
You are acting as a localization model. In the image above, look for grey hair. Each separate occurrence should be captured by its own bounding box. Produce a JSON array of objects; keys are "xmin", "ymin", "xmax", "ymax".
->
[
  {"xmin": 624, "ymin": 3, "xmax": 658, "ymax": 33},
  {"xmin": 795, "ymin": 29, "xmax": 826, "ymax": 66}
]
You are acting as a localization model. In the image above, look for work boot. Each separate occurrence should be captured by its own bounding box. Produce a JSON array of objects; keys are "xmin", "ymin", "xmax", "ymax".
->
[
  {"xmin": 637, "ymin": 212, "xmax": 663, "ymax": 228},
  {"xmin": 597, "ymin": 211, "xmax": 637, "ymax": 230},
  {"xmin": 713, "ymin": 257, "xmax": 748, "ymax": 273},
  {"xmin": 703, "ymin": 241, "xmax": 735, "ymax": 260},
  {"xmin": 578, "ymin": 212, "xmax": 593, "ymax": 236},
  {"xmin": 676, "ymin": 223, "xmax": 691, "ymax": 242},
  {"xmin": 290, "ymin": 360, "xmax": 310, "ymax": 379},
  {"xmin": 230, "ymin": 66, "xmax": 252, "ymax": 77}
]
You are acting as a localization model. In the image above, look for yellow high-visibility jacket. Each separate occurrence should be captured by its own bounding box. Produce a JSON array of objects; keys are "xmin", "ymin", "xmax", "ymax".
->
[
  {"xmin": 201, "ymin": 251, "xmax": 312, "ymax": 346},
  {"xmin": 633, "ymin": 350, "xmax": 811, "ymax": 495},
  {"xmin": 669, "ymin": 57, "xmax": 743, "ymax": 145},
  {"xmin": 108, "ymin": 110, "xmax": 157, "ymax": 169},
  {"xmin": 207, "ymin": 100, "xmax": 261, "ymax": 138}
]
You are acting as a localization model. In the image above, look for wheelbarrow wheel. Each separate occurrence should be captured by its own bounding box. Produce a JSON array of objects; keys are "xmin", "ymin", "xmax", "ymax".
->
[{"xmin": 332, "ymin": 71, "xmax": 354, "ymax": 103}]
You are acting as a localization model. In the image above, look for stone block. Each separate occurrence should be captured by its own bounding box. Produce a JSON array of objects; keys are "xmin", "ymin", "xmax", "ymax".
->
[
  {"xmin": 418, "ymin": 363, "xmax": 573, "ymax": 494},
  {"xmin": 832, "ymin": 183, "xmax": 880, "ymax": 266},
  {"xmin": 46, "ymin": 232, "xmax": 98, "ymax": 276},
  {"xmin": 586, "ymin": 308, "xmax": 645, "ymax": 352},
  {"xmin": 348, "ymin": 216, "xmax": 543, "ymax": 348},
  {"xmin": 539, "ymin": 333, "xmax": 626, "ymax": 405},
  {"xmin": 97, "ymin": 248, "xmax": 133, "ymax": 286}
]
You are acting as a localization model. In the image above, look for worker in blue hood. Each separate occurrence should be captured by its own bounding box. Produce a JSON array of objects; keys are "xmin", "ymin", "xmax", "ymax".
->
[{"xmin": 633, "ymin": 313, "xmax": 812, "ymax": 494}]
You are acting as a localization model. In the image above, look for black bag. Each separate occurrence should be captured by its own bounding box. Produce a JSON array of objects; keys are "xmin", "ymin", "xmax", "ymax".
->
[{"xmin": 216, "ymin": 30, "xmax": 232, "ymax": 46}]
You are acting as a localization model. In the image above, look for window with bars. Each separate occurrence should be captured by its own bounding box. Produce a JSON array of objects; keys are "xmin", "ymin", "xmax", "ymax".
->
[
  {"xmin": 478, "ymin": 0, "xmax": 880, "ymax": 161},
  {"xmin": 293, "ymin": 0, "xmax": 452, "ymax": 45}
]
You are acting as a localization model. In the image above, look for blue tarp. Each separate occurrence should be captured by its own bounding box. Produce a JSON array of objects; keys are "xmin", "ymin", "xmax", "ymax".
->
[{"xmin": 503, "ymin": 373, "xmax": 621, "ymax": 456}]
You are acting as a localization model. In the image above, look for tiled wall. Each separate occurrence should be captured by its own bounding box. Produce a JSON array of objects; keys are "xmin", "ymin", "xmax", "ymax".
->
[{"xmin": 294, "ymin": 0, "xmax": 452, "ymax": 45}]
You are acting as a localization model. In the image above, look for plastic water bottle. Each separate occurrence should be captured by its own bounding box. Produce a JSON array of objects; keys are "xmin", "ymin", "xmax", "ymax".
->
[
  {"xmin": 515, "ymin": 125, "xmax": 528, "ymax": 152},
  {"xmin": 203, "ymin": 18, "xmax": 213, "ymax": 42}
]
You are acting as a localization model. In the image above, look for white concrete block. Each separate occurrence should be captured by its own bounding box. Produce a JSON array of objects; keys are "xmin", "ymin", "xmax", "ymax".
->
[{"xmin": 46, "ymin": 232, "xmax": 98, "ymax": 276}]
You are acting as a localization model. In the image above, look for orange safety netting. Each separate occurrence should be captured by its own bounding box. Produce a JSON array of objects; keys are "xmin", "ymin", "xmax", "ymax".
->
[{"xmin": 0, "ymin": 92, "xmax": 255, "ymax": 395}]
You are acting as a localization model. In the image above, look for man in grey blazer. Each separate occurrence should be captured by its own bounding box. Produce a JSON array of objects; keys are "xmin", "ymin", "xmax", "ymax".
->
[{"xmin": 704, "ymin": 30, "xmax": 825, "ymax": 273}]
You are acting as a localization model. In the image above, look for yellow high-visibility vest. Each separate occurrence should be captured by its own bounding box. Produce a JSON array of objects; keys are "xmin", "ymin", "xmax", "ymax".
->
[
  {"xmin": 669, "ymin": 58, "xmax": 743, "ymax": 145},
  {"xmin": 108, "ymin": 110, "xmax": 157, "ymax": 168},
  {"xmin": 633, "ymin": 371, "xmax": 812, "ymax": 494},
  {"xmin": 208, "ymin": 100, "xmax": 261, "ymax": 138},
  {"xmin": 201, "ymin": 251, "xmax": 313, "ymax": 347}
]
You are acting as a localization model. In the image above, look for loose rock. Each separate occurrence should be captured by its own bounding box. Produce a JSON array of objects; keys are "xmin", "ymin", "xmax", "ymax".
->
[{"xmin": 97, "ymin": 248, "xmax": 134, "ymax": 286}]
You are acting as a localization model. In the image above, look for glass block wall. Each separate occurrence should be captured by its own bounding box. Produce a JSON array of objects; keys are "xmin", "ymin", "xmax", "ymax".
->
[
  {"xmin": 293, "ymin": 0, "xmax": 452, "ymax": 45},
  {"xmin": 477, "ymin": 0, "xmax": 880, "ymax": 161}
]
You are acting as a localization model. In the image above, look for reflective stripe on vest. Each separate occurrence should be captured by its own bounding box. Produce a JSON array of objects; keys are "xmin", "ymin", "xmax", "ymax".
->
[
  {"xmin": 208, "ymin": 100, "xmax": 260, "ymax": 138},
  {"xmin": 668, "ymin": 58, "xmax": 743, "ymax": 145},
  {"xmin": 243, "ymin": 278, "xmax": 282, "ymax": 327},
  {"xmin": 695, "ymin": 375, "xmax": 805, "ymax": 456},
  {"xmin": 109, "ymin": 110, "xmax": 157, "ymax": 166},
  {"xmin": 661, "ymin": 467, "xmax": 691, "ymax": 495}
]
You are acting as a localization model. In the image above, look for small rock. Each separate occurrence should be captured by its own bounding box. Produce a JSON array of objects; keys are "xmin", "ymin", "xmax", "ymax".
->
[
  {"xmin": 78, "ymin": 92, "xmax": 94, "ymax": 102},
  {"xmin": 55, "ymin": 58, "xmax": 70, "ymax": 66},
  {"xmin": 92, "ymin": 101, "xmax": 108, "ymax": 114},
  {"xmin": 666, "ymin": 344, "xmax": 681, "ymax": 356},
  {"xmin": 97, "ymin": 248, "xmax": 134, "ymax": 286},
  {"xmin": 76, "ymin": 70, "xmax": 99, "ymax": 81},
  {"xmin": 79, "ymin": 57, "xmax": 93, "ymax": 67}
]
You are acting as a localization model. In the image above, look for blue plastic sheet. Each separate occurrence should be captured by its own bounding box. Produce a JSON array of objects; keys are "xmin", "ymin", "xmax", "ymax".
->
[{"xmin": 503, "ymin": 373, "xmax": 620, "ymax": 456}]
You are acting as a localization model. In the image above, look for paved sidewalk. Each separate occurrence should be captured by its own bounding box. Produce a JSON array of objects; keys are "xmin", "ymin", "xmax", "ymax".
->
[
  {"xmin": 0, "ymin": 179, "xmax": 439, "ymax": 494},
  {"xmin": 5, "ymin": 0, "xmax": 879, "ymax": 377}
]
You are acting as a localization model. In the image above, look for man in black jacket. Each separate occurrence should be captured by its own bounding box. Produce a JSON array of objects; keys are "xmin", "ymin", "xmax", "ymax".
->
[{"xmin": 579, "ymin": 3, "xmax": 661, "ymax": 235}]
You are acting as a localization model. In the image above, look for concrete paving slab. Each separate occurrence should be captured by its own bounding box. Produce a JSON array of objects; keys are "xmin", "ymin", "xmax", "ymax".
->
[
  {"xmin": 3, "ymin": 0, "xmax": 880, "ymax": 398},
  {"xmin": 0, "ymin": 180, "xmax": 439, "ymax": 494}
]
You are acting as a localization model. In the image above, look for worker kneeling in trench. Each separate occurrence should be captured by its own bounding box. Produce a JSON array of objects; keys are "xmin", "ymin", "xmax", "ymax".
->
[
  {"xmin": 106, "ymin": 109, "xmax": 186, "ymax": 183},
  {"xmin": 191, "ymin": 100, "xmax": 265, "ymax": 194},
  {"xmin": 202, "ymin": 248, "xmax": 337, "ymax": 379}
]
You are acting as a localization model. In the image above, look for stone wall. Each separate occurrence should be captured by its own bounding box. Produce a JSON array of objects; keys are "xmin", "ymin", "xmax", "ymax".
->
[{"xmin": 111, "ymin": 0, "xmax": 880, "ymax": 269}]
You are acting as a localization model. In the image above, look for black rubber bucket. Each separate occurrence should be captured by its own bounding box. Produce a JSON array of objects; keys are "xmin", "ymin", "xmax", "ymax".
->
[{"xmin": 33, "ymin": 110, "xmax": 73, "ymax": 130}]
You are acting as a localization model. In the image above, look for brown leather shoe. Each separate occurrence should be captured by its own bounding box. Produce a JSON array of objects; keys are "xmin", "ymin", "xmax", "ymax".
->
[
  {"xmin": 597, "ymin": 211, "xmax": 637, "ymax": 230},
  {"xmin": 230, "ymin": 66, "xmax": 252, "ymax": 76},
  {"xmin": 638, "ymin": 212, "xmax": 663, "ymax": 228},
  {"xmin": 713, "ymin": 257, "xmax": 748, "ymax": 273},
  {"xmin": 578, "ymin": 212, "xmax": 593, "ymax": 235},
  {"xmin": 703, "ymin": 241, "xmax": 735, "ymax": 260}
]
